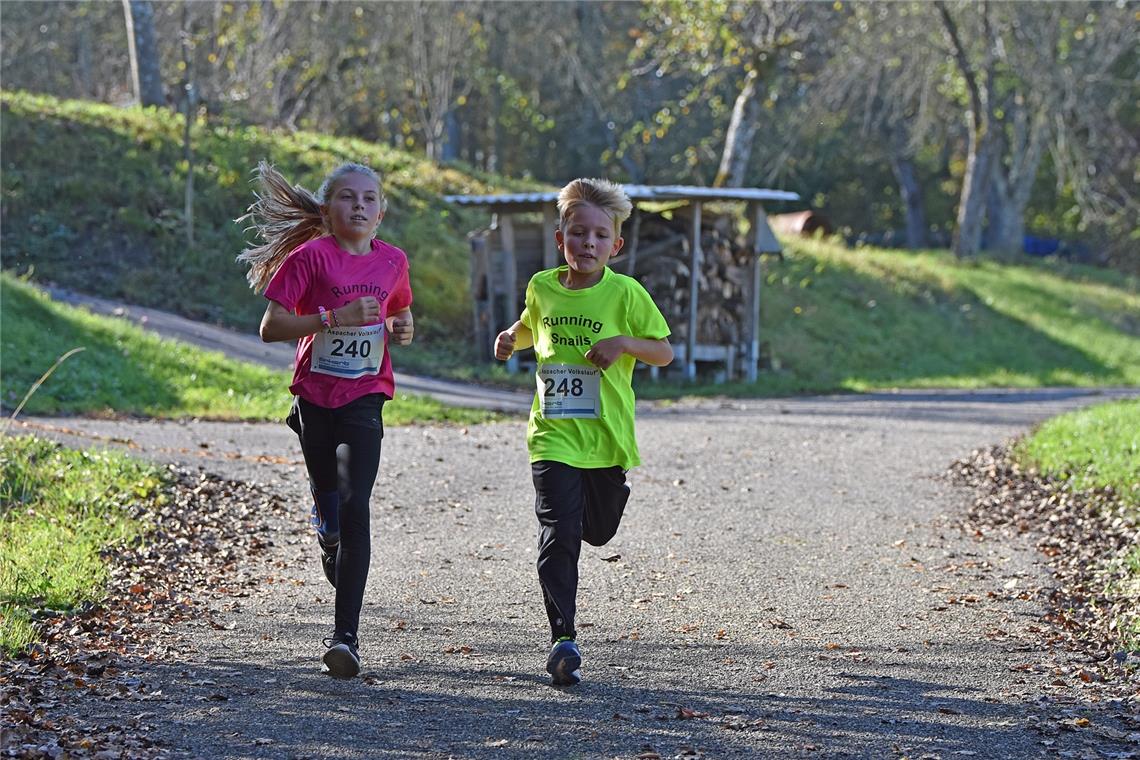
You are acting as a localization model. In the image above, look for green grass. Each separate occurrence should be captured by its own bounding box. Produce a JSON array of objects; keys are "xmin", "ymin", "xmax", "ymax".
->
[
  {"xmin": 3, "ymin": 91, "xmax": 1138, "ymax": 399},
  {"xmin": 636, "ymin": 239, "xmax": 1140, "ymax": 398},
  {"xmin": 1015, "ymin": 398, "xmax": 1140, "ymax": 650},
  {"xmin": 1015, "ymin": 398, "xmax": 1140, "ymax": 507},
  {"xmin": 0, "ymin": 272, "xmax": 500, "ymax": 425},
  {"xmin": 0, "ymin": 89, "xmax": 535, "ymax": 342},
  {"xmin": 0, "ymin": 435, "xmax": 162, "ymax": 655}
]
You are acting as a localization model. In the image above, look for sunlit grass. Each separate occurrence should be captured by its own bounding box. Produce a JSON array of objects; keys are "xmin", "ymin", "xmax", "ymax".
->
[
  {"xmin": 0, "ymin": 435, "xmax": 162, "ymax": 654},
  {"xmin": 1015, "ymin": 397, "xmax": 1140, "ymax": 651},
  {"xmin": 1015, "ymin": 397, "xmax": 1140, "ymax": 507},
  {"xmin": 0, "ymin": 273, "xmax": 501, "ymax": 425}
]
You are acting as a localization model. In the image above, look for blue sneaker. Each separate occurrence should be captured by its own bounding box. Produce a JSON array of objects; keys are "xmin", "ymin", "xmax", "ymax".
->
[
  {"xmin": 546, "ymin": 638, "xmax": 581, "ymax": 686},
  {"xmin": 322, "ymin": 631, "xmax": 360, "ymax": 679}
]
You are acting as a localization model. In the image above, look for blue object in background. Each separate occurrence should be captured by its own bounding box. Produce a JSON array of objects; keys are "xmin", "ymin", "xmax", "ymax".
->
[{"xmin": 1024, "ymin": 235, "xmax": 1061, "ymax": 256}]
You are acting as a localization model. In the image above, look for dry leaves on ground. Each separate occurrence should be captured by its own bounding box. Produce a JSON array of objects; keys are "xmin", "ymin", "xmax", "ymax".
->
[
  {"xmin": 1, "ymin": 466, "xmax": 289, "ymax": 759},
  {"xmin": 950, "ymin": 444, "xmax": 1139, "ymax": 693}
]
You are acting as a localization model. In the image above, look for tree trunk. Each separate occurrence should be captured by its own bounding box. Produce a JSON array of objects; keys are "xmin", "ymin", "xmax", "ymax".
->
[
  {"xmin": 715, "ymin": 68, "xmax": 763, "ymax": 187},
  {"xmin": 441, "ymin": 109, "xmax": 460, "ymax": 163},
  {"xmin": 888, "ymin": 153, "xmax": 928, "ymax": 249},
  {"xmin": 954, "ymin": 133, "xmax": 998, "ymax": 257},
  {"xmin": 180, "ymin": 3, "xmax": 195, "ymax": 246},
  {"xmin": 937, "ymin": 0, "xmax": 998, "ymax": 259},
  {"xmin": 122, "ymin": 0, "xmax": 165, "ymax": 107},
  {"xmin": 987, "ymin": 111, "xmax": 1047, "ymax": 256},
  {"xmin": 75, "ymin": 24, "xmax": 95, "ymax": 98}
]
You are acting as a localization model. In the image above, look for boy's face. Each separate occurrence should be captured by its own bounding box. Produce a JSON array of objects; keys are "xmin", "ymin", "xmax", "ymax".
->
[
  {"xmin": 321, "ymin": 173, "xmax": 383, "ymax": 243},
  {"xmin": 555, "ymin": 203, "xmax": 624, "ymax": 282}
]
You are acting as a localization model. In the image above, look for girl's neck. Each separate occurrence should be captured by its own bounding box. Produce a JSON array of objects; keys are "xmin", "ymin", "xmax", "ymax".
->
[
  {"xmin": 561, "ymin": 267, "xmax": 603, "ymax": 290},
  {"xmin": 332, "ymin": 233, "xmax": 372, "ymax": 255}
]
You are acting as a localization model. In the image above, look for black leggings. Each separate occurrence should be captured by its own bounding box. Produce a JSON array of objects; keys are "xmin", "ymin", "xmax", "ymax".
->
[
  {"xmin": 532, "ymin": 461, "xmax": 629, "ymax": 642},
  {"xmin": 287, "ymin": 393, "xmax": 384, "ymax": 639}
]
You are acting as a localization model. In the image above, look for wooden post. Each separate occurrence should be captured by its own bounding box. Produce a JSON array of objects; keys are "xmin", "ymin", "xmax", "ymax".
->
[
  {"xmin": 747, "ymin": 202, "xmax": 761, "ymax": 382},
  {"xmin": 470, "ymin": 234, "xmax": 489, "ymax": 359},
  {"xmin": 625, "ymin": 206, "xmax": 641, "ymax": 275},
  {"xmin": 686, "ymin": 202, "xmax": 702, "ymax": 381},
  {"xmin": 542, "ymin": 203, "xmax": 558, "ymax": 269},
  {"xmin": 747, "ymin": 254, "xmax": 761, "ymax": 382},
  {"xmin": 747, "ymin": 202, "xmax": 781, "ymax": 381},
  {"xmin": 499, "ymin": 214, "xmax": 519, "ymax": 374}
]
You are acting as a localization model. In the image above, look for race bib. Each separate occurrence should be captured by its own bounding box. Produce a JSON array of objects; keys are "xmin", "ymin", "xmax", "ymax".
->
[
  {"xmin": 311, "ymin": 323, "xmax": 384, "ymax": 378},
  {"xmin": 537, "ymin": 364, "xmax": 601, "ymax": 419}
]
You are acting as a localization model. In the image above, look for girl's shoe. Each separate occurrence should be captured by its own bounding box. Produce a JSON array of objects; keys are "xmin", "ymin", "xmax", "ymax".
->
[
  {"xmin": 546, "ymin": 638, "xmax": 581, "ymax": 686},
  {"xmin": 322, "ymin": 632, "xmax": 360, "ymax": 678}
]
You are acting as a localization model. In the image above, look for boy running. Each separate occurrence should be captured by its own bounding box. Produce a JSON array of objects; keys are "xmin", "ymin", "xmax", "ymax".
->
[{"xmin": 494, "ymin": 178, "xmax": 673, "ymax": 686}]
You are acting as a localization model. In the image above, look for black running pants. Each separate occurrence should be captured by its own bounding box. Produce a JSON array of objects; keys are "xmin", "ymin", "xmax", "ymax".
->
[
  {"xmin": 288, "ymin": 393, "xmax": 384, "ymax": 639},
  {"xmin": 531, "ymin": 460, "xmax": 629, "ymax": 642}
]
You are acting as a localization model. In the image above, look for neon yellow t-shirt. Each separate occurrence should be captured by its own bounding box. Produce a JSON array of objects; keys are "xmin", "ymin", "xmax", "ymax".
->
[{"xmin": 520, "ymin": 266, "xmax": 670, "ymax": 470}]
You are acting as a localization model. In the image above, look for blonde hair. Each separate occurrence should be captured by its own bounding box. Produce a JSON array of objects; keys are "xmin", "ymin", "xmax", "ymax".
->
[
  {"xmin": 236, "ymin": 161, "xmax": 386, "ymax": 292},
  {"xmin": 556, "ymin": 178, "xmax": 632, "ymax": 237}
]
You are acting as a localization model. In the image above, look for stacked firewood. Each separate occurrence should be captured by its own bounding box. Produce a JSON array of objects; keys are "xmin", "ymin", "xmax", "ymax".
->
[{"xmin": 623, "ymin": 210, "xmax": 754, "ymax": 346}]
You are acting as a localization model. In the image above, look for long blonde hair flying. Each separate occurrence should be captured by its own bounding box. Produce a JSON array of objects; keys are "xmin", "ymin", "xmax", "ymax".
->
[{"xmin": 235, "ymin": 161, "xmax": 384, "ymax": 292}]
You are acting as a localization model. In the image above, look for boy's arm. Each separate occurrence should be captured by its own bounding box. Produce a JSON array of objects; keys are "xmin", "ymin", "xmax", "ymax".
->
[
  {"xmin": 585, "ymin": 336, "xmax": 673, "ymax": 370},
  {"xmin": 494, "ymin": 320, "xmax": 533, "ymax": 360},
  {"xmin": 387, "ymin": 308, "xmax": 414, "ymax": 346}
]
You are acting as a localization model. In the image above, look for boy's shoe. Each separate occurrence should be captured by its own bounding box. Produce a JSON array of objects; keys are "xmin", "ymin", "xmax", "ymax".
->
[
  {"xmin": 316, "ymin": 533, "xmax": 338, "ymax": 588},
  {"xmin": 546, "ymin": 638, "xmax": 582, "ymax": 686},
  {"xmin": 322, "ymin": 632, "xmax": 360, "ymax": 679}
]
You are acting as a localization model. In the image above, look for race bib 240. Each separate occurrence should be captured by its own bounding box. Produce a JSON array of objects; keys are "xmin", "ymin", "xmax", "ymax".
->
[{"xmin": 311, "ymin": 323, "xmax": 384, "ymax": 378}]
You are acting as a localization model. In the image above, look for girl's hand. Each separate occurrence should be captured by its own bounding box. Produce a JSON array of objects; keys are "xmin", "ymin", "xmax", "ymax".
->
[
  {"xmin": 337, "ymin": 297, "xmax": 381, "ymax": 327},
  {"xmin": 389, "ymin": 314, "xmax": 414, "ymax": 345},
  {"xmin": 494, "ymin": 330, "xmax": 516, "ymax": 361},
  {"xmin": 585, "ymin": 336, "xmax": 628, "ymax": 370}
]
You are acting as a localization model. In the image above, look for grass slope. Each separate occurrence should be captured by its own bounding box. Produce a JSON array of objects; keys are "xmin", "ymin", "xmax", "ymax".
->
[
  {"xmin": 1017, "ymin": 398, "xmax": 1140, "ymax": 506},
  {"xmin": 0, "ymin": 90, "xmax": 532, "ymax": 342},
  {"xmin": 635, "ymin": 239, "xmax": 1139, "ymax": 397},
  {"xmin": 0, "ymin": 273, "xmax": 498, "ymax": 424},
  {"xmin": 3, "ymin": 90, "xmax": 1138, "ymax": 397}
]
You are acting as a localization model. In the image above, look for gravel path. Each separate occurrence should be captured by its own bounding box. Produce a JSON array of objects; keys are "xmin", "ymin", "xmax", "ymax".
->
[{"xmin": 15, "ymin": 386, "xmax": 1138, "ymax": 759}]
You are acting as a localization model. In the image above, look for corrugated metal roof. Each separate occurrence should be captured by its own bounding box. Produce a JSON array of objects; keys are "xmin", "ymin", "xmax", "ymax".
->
[{"xmin": 443, "ymin": 184, "xmax": 800, "ymax": 207}]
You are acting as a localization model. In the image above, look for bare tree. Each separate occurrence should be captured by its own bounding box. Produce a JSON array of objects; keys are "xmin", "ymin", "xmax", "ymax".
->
[
  {"xmin": 714, "ymin": 2, "xmax": 817, "ymax": 187},
  {"xmin": 816, "ymin": 3, "xmax": 947, "ymax": 249},
  {"xmin": 406, "ymin": 2, "xmax": 474, "ymax": 162},
  {"xmin": 935, "ymin": 0, "xmax": 1001, "ymax": 258}
]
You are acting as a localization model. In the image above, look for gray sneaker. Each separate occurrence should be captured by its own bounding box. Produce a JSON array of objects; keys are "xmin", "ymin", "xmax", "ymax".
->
[
  {"xmin": 546, "ymin": 638, "xmax": 581, "ymax": 686},
  {"xmin": 322, "ymin": 632, "xmax": 360, "ymax": 678}
]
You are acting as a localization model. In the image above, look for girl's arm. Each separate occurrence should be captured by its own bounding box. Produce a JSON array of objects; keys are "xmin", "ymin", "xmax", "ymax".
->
[
  {"xmin": 259, "ymin": 300, "xmax": 322, "ymax": 343},
  {"xmin": 387, "ymin": 308, "xmax": 414, "ymax": 346},
  {"xmin": 585, "ymin": 336, "xmax": 673, "ymax": 370},
  {"xmin": 494, "ymin": 320, "xmax": 533, "ymax": 360},
  {"xmin": 259, "ymin": 297, "xmax": 382, "ymax": 343}
]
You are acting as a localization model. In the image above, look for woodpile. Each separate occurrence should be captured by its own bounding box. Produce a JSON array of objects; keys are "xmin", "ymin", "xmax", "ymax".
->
[{"xmin": 622, "ymin": 209, "xmax": 755, "ymax": 346}]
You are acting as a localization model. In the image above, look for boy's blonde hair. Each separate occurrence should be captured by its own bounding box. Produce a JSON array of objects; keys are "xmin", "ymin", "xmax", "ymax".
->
[
  {"xmin": 556, "ymin": 178, "xmax": 633, "ymax": 237},
  {"xmin": 236, "ymin": 161, "xmax": 386, "ymax": 292}
]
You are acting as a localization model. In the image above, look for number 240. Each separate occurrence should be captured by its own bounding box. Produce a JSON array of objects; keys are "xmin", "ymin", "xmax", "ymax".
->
[{"xmin": 331, "ymin": 338, "xmax": 371, "ymax": 358}]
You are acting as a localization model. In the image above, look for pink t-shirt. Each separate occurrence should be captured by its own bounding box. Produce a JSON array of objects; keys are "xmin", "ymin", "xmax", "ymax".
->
[{"xmin": 264, "ymin": 235, "xmax": 413, "ymax": 408}]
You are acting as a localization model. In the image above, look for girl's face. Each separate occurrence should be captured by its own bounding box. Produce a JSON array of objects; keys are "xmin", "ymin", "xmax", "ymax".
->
[
  {"xmin": 555, "ymin": 203, "xmax": 624, "ymax": 287},
  {"xmin": 322, "ymin": 173, "xmax": 383, "ymax": 246}
]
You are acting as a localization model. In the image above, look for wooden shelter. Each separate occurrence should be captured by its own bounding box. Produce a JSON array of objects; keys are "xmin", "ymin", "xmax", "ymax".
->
[{"xmin": 442, "ymin": 185, "xmax": 800, "ymax": 382}]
